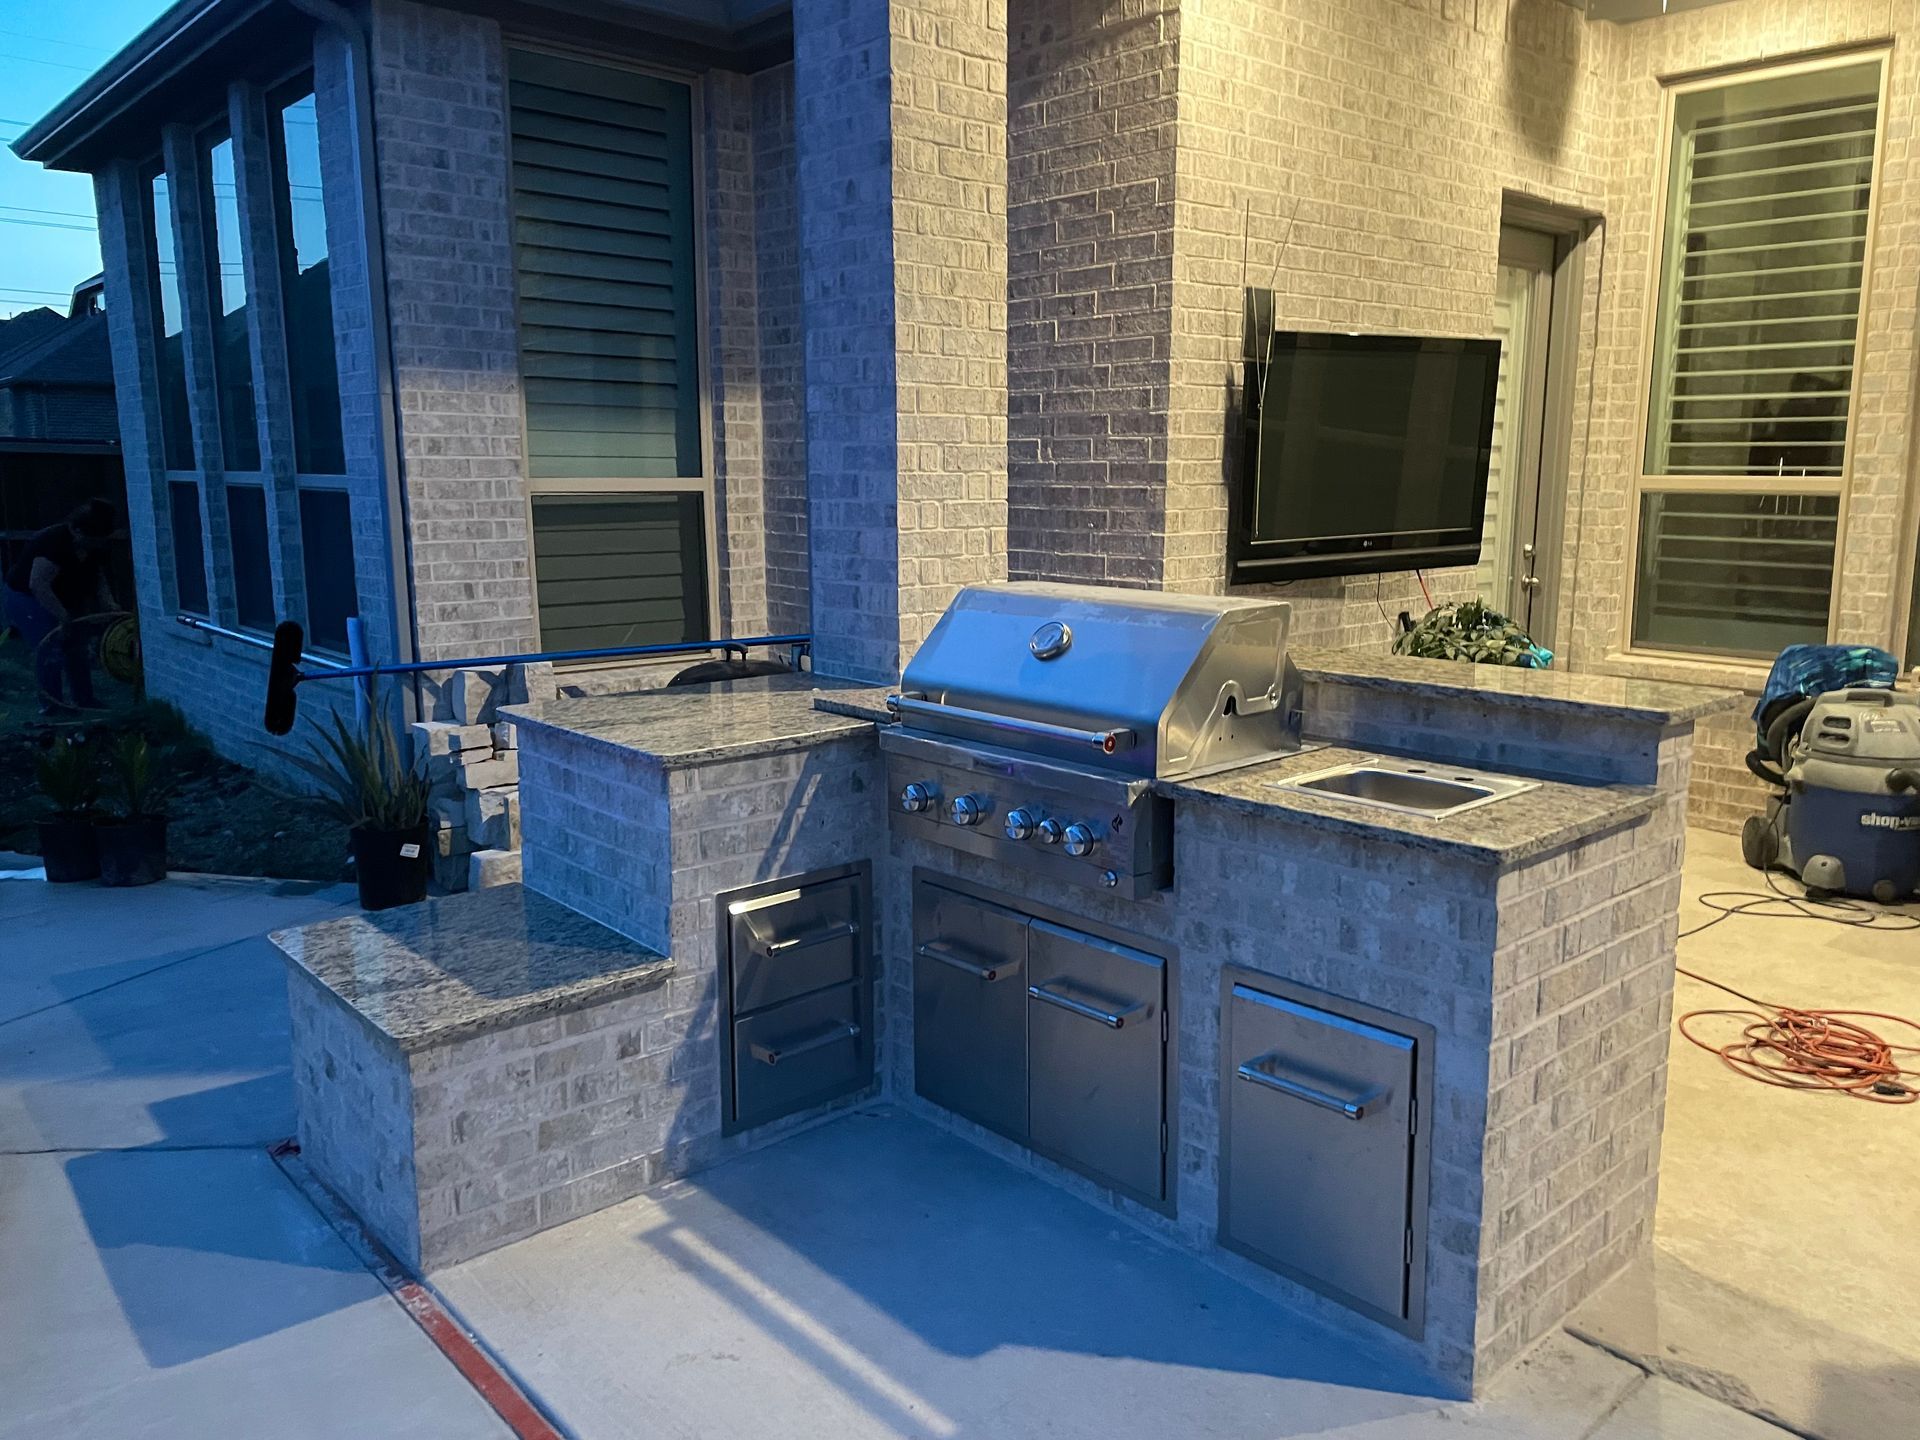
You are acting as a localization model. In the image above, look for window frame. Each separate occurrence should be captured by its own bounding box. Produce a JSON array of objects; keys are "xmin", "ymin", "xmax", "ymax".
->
[
  {"xmin": 196, "ymin": 117, "xmax": 264, "ymax": 476},
  {"xmin": 1624, "ymin": 46, "xmax": 1891, "ymax": 667},
  {"xmin": 143, "ymin": 156, "xmax": 210, "ymax": 615},
  {"xmin": 501, "ymin": 38, "xmax": 722, "ymax": 663}
]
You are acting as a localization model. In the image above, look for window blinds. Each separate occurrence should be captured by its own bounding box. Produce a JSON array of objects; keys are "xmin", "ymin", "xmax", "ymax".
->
[
  {"xmin": 508, "ymin": 51, "xmax": 700, "ymax": 480},
  {"xmin": 1648, "ymin": 66, "xmax": 1880, "ymax": 479}
]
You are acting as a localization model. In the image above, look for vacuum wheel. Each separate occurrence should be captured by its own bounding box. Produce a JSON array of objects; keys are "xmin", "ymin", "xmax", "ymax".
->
[{"xmin": 1741, "ymin": 813, "xmax": 1779, "ymax": 872}]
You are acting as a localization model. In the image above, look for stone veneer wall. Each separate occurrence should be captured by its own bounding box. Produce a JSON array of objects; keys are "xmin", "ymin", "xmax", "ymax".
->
[
  {"xmin": 518, "ymin": 727, "xmax": 885, "ymax": 1178},
  {"xmin": 754, "ymin": 64, "xmax": 811, "ymax": 637}
]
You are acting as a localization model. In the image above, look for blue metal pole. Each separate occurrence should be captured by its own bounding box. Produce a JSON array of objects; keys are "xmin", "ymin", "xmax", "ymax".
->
[{"xmin": 293, "ymin": 632, "xmax": 815, "ymax": 685}]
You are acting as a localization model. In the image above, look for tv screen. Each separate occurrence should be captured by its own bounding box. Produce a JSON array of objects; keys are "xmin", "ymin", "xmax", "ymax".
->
[{"xmin": 1233, "ymin": 327, "xmax": 1500, "ymax": 584}]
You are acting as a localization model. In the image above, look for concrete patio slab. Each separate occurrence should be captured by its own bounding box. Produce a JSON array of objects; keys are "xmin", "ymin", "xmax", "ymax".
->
[
  {"xmin": 0, "ymin": 871, "xmax": 516, "ymax": 1440},
  {"xmin": 431, "ymin": 1107, "xmax": 1797, "ymax": 1440}
]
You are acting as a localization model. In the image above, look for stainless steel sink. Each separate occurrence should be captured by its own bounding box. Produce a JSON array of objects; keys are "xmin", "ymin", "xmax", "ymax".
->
[{"xmin": 1267, "ymin": 759, "xmax": 1538, "ymax": 818}]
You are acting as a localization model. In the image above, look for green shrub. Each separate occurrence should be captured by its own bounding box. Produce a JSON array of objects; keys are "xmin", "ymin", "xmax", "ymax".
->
[{"xmin": 1393, "ymin": 600, "xmax": 1550, "ymax": 668}]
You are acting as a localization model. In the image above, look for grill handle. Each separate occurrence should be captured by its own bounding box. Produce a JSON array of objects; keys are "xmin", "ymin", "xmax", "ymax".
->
[
  {"xmin": 886, "ymin": 694, "xmax": 1136, "ymax": 757},
  {"xmin": 1236, "ymin": 1055, "xmax": 1384, "ymax": 1121},
  {"xmin": 759, "ymin": 920, "xmax": 859, "ymax": 957}
]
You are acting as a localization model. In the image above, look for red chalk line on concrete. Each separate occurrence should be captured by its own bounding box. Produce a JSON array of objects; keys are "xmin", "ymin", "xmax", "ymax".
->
[{"xmin": 268, "ymin": 1141, "xmax": 568, "ymax": 1440}]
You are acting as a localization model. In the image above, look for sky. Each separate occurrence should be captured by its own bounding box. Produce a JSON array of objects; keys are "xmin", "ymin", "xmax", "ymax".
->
[{"xmin": 0, "ymin": 0, "xmax": 173, "ymax": 319}]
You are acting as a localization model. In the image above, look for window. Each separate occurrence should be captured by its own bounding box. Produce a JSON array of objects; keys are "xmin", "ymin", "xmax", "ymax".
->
[
  {"xmin": 227, "ymin": 483, "xmax": 274, "ymax": 631},
  {"xmin": 530, "ymin": 494, "xmax": 707, "ymax": 650},
  {"xmin": 298, "ymin": 488, "xmax": 358, "ymax": 653},
  {"xmin": 203, "ymin": 130, "xmax": 261, "ymax": 471},
  {"xmin": 1633, "ymin": 55, "xmax": 1883, "ymax": 660},
  {"xmin": 271, "ymin": 86, "xmax": 345, "ymax": 475},
  {"xmin": 168, "ymin": 479, "xmax": 208, "ymax": 615},
  {"xmin": 149, "ymin": 169, "xmax": 195, "ymax": 472},
  {"xmin": 506, "ymin": 49, "xmax": 711, "ymax": 650}
]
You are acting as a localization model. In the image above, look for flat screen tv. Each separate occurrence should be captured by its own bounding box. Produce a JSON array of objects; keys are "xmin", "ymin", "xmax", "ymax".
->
[{"xmin": 1232, "ymin": 319, "xmax": 1500, "ymax": 585}]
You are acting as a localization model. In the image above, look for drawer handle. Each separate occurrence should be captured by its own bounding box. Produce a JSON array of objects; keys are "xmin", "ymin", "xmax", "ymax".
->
[
  {"xmin": 760, "ymin": 919, "xmax": 859, "ymax": 956},
  {"xmin": 917, "ymin": 940, "xmax": 1017, "ymax": 983},
  {"xmin": 1028, "ymin": 980, "xmax": 1146, "ymax": 1030},
  {"xmin": 750, "ymin": 1020, "xmax": 860, "ymax": 1067},
  {"xmin": 1237, "ymin": 1057, "xmax": 1384, "ymax": 1121}
]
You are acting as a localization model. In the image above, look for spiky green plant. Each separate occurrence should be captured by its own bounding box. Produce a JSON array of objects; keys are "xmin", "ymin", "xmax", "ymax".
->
[
  {"xmin": 105, "ymin": 734, "xmax": 175, "ymax": 819},
  {"xmin": 279, "ymin": 701, "xmax": 431, "ymax": 832},
  {"xmin": 35, "ymin": 738, "xmax": 100, "ymax": 819}
]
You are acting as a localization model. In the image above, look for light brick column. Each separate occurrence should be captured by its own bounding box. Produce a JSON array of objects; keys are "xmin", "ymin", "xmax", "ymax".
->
[
  {"xmin": 160, "ymin": 123, "xmax": 236, "ymax": 623},
  {"xmin": 794, "ymin": 0, "xmax": 1009, "ymax": 682},
  {"xmin": 228, "ymin": 79, "xmax": 308, "ymax": 629}
]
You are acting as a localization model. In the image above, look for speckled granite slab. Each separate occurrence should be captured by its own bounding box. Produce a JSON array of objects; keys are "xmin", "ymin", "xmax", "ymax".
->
[
  {"xmin": 1159, "ymin": 745, "xmax": 1662, "ymax": 866},
  {"xmin": 505, "ymin": 673, "xmax": 874, "ymax": 767},
  {"xmin": 1293, "ymin": 647, "xmax": 1744, "ymax": 724},
  {"xmin": 811, "ymin": 687, "xmax": 895, "ymax": 724},
  {"xmin": 270, "ymin": 883, "xmax": 674, "ymax": 1052}
]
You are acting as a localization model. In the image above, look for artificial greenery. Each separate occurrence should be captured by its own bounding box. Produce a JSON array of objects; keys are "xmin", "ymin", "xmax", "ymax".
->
[
  {"xmin": 35, "ymin": 739, "xmax": 100, "ymax": 819},
  {"xmin": 1393, "ymin": 600, "xmax": 1548, "ymax": 668},
  {"xmin": 282, "ymin": 701, "xmax": 431, "ymax": 833},
  {"xmin": 105, "ymin": 734, "xmax": 175, "ymax": 819}
]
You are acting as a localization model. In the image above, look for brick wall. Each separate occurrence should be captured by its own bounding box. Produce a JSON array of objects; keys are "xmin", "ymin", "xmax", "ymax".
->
[
  {"xmin": 794, "ymin": 0, "xmax": 1009, "ymax": 682},
  {"xmin": 368, "ymin": 0, "xmax": 538, "ymax": 662},
  {"xmin": 1007, "ymin": 0, "xmax": 1179, "ymax": 587},
  {"xmin": 753, "ymin": 65, "xmax": 812, "ymax": 637}
]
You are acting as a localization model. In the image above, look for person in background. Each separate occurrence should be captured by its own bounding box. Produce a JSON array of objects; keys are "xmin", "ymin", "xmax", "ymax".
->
[{"xmin": 4, "ymin": 498, "xmax": 119, "ymax": 713}]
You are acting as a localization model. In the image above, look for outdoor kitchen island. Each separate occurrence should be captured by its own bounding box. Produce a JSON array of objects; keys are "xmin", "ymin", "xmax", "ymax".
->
[{"xmin": 273, "ymin": 588, "xmax": 1741, "ymax": 1400}]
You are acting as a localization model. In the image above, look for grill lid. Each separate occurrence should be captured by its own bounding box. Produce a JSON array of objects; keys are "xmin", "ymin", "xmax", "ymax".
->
[{"xmin": 892, "ymin": 582, "xmax": 1297, "ymax": 779}]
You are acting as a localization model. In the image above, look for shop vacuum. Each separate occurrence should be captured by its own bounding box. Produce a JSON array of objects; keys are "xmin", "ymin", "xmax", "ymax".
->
[{"xmin": 1741, "ymin": 644, "xmax": 1920, "ymax": 902}]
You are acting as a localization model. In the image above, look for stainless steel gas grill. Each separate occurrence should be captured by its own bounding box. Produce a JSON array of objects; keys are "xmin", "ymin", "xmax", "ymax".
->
[{"xmin": 882, "ymin": 583, "xmax": 1301, "ymax": 896}]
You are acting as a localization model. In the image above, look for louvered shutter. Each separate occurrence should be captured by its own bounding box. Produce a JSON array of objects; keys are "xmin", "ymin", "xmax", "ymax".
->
[
  {"xmin": 508, "ymin": 51, "xmax": 701, "ymax": 480},
  {"xmin": 1646, "ymin": 63, "xmax": 1879, "ymax": 479}
]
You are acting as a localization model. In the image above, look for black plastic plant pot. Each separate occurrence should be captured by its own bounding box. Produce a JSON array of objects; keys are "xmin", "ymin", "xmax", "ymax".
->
[
  {"xmin": 350, "ymin": 823, "xmax": 431, "ymax": 911},
  {"xmin": 37, "ymin": 817, "xmax": 100, "ymax": 883},
  {"xmin": 96, "ymin": 816, "xmax": 168, "ymax": 887}
]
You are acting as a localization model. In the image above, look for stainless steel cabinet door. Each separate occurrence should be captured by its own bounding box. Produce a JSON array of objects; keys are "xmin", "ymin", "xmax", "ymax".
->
[
  {"xmin": 912, "ymin": 882, "xmax": 1030, "ymax": 1140},
  {"xmin": 729, "ymin": 876, "xmax": 862, "ymax": 1015},
  {"xmin": 1222, "ymin": 983, "xmax": 1417, "ymax": 1322},
  {"xmin": 1026, "ymin": 919, "xmax": 1165, "ymax": 1203}
]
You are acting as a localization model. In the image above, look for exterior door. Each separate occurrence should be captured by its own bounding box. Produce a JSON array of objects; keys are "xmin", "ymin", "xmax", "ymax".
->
[{"xmin": 1479, "ymin": 226, "xmax": 1559, "ymax": 638}]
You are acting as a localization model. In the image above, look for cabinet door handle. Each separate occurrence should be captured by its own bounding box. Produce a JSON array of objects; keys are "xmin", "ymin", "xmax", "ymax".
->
[
  {"xmin": 761, "ymin": 919, "xmax": 859, "ymax": 956},
  {"xmin": 917, "ymin": 940, "xmax": 1016, "ymax": 982},
  {"xmin": 750, "ymin": 1020, "xmax": 860, "ymax": 1067},
  {"xmin": 1028, "ymin": 980, "xmax": 1146, "ymax": 1030},
  {"xmin": 1236, "ymin": 1056, "xmax": 1384, "ymax": 1121}
]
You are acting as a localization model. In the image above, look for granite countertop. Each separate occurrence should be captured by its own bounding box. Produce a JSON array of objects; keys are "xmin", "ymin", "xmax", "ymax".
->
[
  {"xmin": 1159, "ymin": 745, "xmax": 1663, "ymax": 867},
  {"xmin": 270, "ymin": 883, "xmax": 674, "ymax": 1052},
  {"xmin": 505, "ymin": 673, "xmax": 879, "ymax": 767},
  {"xmin": 1292, "ymin": 647, "xmax": 1745, "ymax": 725}
]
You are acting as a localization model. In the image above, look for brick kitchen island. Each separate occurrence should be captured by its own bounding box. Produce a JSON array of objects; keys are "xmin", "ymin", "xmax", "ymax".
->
[{"xmin": 274, "ymin": 642, "xmax": 1739, "ymax": 1397}]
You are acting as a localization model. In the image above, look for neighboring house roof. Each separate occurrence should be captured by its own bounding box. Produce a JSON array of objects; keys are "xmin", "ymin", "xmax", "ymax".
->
[
  {"xmin": 0, "ymin": 308, "xmax": 68, "ymax": 362},
  {"xmin": 0, "ymin": 311, "xmax": 118, "ymax": 445}
]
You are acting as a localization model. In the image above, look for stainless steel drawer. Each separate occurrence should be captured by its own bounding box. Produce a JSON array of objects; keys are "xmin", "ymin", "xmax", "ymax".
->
[
  {"xmin": 1221, "ymin": 982, "xmax": 1420, "ymax": 1326},
  {"xmin": 728, "ymin": 875, "xmax": 862, "ymax": 1015},
  {"xmin": 730, "ymin": 982, "xmax": 866, "ymax": 1131},
  {"xmin": 912, "ymin": 881, "xmax": 1030, "ymax": 1141},
  {"xmin": 1027, "ymin": 919, "xmax": 1165, "ymax": 1204}
]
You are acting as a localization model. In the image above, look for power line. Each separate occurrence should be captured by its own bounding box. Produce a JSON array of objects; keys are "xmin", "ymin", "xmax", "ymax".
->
[
  {"xmin": 0, "ymin": 215, "xmax": 96, "ymax": 234},
  {"xmin": 0, "ymin": 51, "xmax": 91, "ymax": 73},
  {"xmin": 0, "ymin": 202, "xmax": 95, "ymax": 221},
  {"xmin": 0, "ymin": 28, "xmax": 111, "ymax": 55}
]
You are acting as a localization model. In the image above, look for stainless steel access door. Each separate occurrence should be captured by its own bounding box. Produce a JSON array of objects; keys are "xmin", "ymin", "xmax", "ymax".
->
[
  {"xmin": 912, "ymin": 882, "xmax": 1030, "ymax": 1141},
  {"xmin": 1027, "ymin": 920, "xmax": 1165, "ymax": 1204},
  {"xmin": 729, "ymin": 875, "xmax": 862, "ymax": 1014},
  {"xmin": 1222, "ymin": 982, "xmax": 1419, "ymax": 1325}
]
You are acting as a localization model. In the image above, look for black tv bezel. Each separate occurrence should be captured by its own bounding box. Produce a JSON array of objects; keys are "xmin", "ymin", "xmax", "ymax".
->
[{"xmin": 1229, "ymin": 328, "xmax": 1501, "ymax": 586}]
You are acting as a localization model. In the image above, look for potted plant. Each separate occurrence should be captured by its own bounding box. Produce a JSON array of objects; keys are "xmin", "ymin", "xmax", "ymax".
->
[
  {"xmin": 1393, "ymin": 600, "xmax": 1553, "ymax": 668},
  {"xmin": 34, "ymin": 738, "xmax": 101, "ymax": 883},
  {"xmin": 96, "ymin": 734, "xmax": 172, "ymax": 887},
  {"xmin": 284, "ymin": 703, "xmax": 432, "ymax": 911}
]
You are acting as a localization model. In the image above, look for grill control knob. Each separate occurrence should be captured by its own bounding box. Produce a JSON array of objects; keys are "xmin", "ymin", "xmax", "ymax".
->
[
  {"xmin": 1062, "ymin": 823, "xmax": 1098, "ymax": 857},
  {"xmin": 949, "ymin": 794, "xmax": 987, "ymax": 827},
  {"xmin": 1037, "ymin": 818, "xmax": 1065, "ymax": 845},
  {"xmin": 1004, "ymin": 807, "xmax": 1041, "ymax": 841},
  {"xmin": 900, "ymin": 781, "xmax": 940, "ymax": 814}
]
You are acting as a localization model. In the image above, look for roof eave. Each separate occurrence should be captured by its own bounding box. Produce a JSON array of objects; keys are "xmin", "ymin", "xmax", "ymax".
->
[{"xmin": 11, "ymin": 0, "xmax": 278, "ymax": 172}]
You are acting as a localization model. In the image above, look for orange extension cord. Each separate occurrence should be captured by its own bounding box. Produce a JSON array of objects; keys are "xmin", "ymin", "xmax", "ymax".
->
[{"xmin": 1676, "ymin": 876, "xmax": 1920, "ymax": 1104}]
